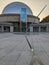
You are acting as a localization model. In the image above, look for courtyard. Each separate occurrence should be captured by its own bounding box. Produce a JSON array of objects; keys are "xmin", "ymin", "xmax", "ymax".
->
[{"xmin": 0, "ymin": 33, "xmax": 49, "ymax": 65}]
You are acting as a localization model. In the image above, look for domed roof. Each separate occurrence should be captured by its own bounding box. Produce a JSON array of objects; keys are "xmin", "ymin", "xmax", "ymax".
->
[{"xmin": 2, "ymin": 2, "xmax": 33, "ymax": 15}]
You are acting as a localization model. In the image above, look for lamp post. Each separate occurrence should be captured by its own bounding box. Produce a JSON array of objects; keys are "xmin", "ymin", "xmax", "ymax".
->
[{"xmin": 25, "ymin": 4, "xmax": 47, "ymax": 51}]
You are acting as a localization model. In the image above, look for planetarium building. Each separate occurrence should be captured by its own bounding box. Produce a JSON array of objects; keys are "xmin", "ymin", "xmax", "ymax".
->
[{"xmin": 0, "ymin": 2, "xmax": 40, "ymax": 32}]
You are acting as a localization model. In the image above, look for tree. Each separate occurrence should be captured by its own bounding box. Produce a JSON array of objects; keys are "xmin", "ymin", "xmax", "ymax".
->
[{"xmin": 40, "ymin": 15, "xmax": 49, "ymax": 23}]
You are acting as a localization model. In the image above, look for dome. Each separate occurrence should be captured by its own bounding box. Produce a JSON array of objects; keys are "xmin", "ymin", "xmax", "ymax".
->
[{"xmin": 2, "ymin": 2, "xmax": 33, "ymax": 15}]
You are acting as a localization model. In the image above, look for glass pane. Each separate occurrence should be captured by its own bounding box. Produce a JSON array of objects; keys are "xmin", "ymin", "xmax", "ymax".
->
[{"xmin": 20, "ymin": 8, "xmax": 27, "ymax": 22}]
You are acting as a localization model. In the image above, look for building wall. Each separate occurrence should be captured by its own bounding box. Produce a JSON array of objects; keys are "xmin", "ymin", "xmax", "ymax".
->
[
  {"xmin": 0, "ymin": 14, "xmax": 40, "ymax": 32},
  {"xmin": 30, "ymin": 23, "xmax": 49, "ymax": 32},
  {"xmin": 0, "ymin": 15, "xmax": 20, "ymax": 22},
  {"xmin": 0, "ymin": 22, "xmax": 49, "ymax": 32},
  {"xmin": 0, "ymin": 14, "xmax": 39, "ymax": 23}
]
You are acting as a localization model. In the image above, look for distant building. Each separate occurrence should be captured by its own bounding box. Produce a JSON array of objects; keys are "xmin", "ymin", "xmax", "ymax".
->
[{"xmin": 0, "ymin": 2, "xmax": 49, "ymax": 32}]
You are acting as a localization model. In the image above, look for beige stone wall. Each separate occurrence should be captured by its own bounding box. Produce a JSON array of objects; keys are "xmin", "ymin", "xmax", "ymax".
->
[
  {"xmin": 0, "ymin": 17, "xmax": 7, "ymax": 22},
  {"xmin": 27, "ymin": 16, "xmax": 39, "ymax": 23},
  {"xmin": 27, "ymin": 17, "xmax": 35, "ymax": 22},
  {"xmin": 0, "ymin": 15, "xmax": 20, "ymax": 22},
  {"xmin": 0, "ymin": 15, "xmax": 39, "ymax": 23}
]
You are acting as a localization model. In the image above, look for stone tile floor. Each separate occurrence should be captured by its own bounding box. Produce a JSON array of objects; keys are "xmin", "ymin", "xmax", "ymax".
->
[{"xmin": 0, "ymin": 33, "xmax": 49, "ymax": 65}]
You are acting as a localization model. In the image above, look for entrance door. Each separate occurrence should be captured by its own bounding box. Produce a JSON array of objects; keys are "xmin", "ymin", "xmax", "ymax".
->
[
  {"xmin": 33, "ymin": 27, "xmax": 39, "ymax": 32},
  {"xmin": 21, "ymin": 22, "xmax": 26, "ymax": 32},
  {"xmin": 4, "ymin": 26, "xmax": 10, "ymax": 32},
  {"xmin": 41, "ymin": 27, "xmax": 46, "ymax": 32},
  {"xmin": 0, "ymin": 26, "xmax": 2, "ymax": 32}
]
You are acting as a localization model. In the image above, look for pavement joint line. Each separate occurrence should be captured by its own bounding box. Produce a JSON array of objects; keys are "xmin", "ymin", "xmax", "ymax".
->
[
  {"xmin": 38, "ymin": 37, "xmax": 49, "ymax": 57},
  {"xmin": 0, "ymin": 33, "xmax": 49, "ymax": 65},
  {"xmin": 0, "ymin": 42, "xmax": 20, "ymax": 61},
  {"xmin": 0, "ymin": 35, "xmax": 29, "ymax": 62},
  {"xmin": 29, "ymin": 55, "xmax": 44, "ymax": 65}
]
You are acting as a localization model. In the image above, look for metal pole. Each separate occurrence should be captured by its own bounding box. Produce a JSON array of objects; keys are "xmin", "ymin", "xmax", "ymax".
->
[
  {"xmin": 37, "ymin": 5, "xmax": 47, "ymax": 17},
  {"xmin": 25, "ymin": 4, "xmax": 47, "ymax": 51}
]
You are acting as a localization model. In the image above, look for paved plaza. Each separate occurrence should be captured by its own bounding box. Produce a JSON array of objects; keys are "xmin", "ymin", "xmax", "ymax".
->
[{"xmin": 0, "ymin": 33, "xmax": 49, "ymax": 65}]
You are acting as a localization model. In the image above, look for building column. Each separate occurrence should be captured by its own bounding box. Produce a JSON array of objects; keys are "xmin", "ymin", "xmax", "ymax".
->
[
  {"xmin": 46, "ymin": 26, "xmax": 49, "ymax": 32},
  {"xmin": 10, "ymin": 26, "xmax": 13, "ymax": 32},
  {"xmin": 26, "ymin": 22, "xmax": 27, "ymax": 32},
  {"xmin": 39, "ymin": 26, "xmax": 41, "ymax": 32},
  {"xmin": 20, "ymin": 21, "xmax": 22, "ymax": 32},
  {"xmin": 32, "ymin": 22, "xmax": 33, "ymax": 32},
  {"xmin": 2, "ymin": 25, "xmax": 4, "ymax": 32},
  {"xmin": 30, "ymin": 26, "xmax": 33, "ymax": 32}
]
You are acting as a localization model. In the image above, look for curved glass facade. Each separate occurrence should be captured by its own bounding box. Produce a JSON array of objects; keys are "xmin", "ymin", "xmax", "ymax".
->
[
  {"xmin": 2, "ymin": 2, "xmax": 33, "ymax": 32},
  {"xmin": 2, "ymin": 2, "xmax": 33, "ymax": 15}
]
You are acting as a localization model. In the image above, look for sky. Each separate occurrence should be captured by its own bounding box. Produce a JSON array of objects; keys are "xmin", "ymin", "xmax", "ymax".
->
[{"xmin": 0, "ymin": 0, "xmax": 49, "ymax": 21}]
